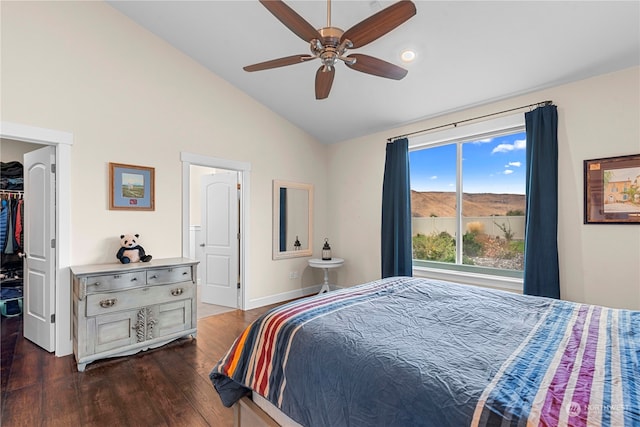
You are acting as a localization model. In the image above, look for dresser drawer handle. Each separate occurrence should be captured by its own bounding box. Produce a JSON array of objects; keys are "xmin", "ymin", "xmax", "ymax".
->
[
  {"xmin": 182, "ymin": 271, "xmax": 188, "ymax": 275},
  {"xmin": 171, "ymin": 288, "xmax": 184, "ymax": 297},
  {"xmin": 150, "ymin": 275, "xmax": 158, "ymax": 279},
  {"xmin": 131, "ymin": 277, "xmax": 138, "ymax": 282},
  {"xmin": 93, "ymin": 282, "xmax": 101, "ymax": 287},
  {"xmin": 99, "ymin": 298, "xmax": 117, "ymax": 308}
]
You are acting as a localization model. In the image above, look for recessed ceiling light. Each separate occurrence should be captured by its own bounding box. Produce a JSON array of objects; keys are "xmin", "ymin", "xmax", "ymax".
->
[{"xmin": 400, "ymin": 49, "xmax": 416, "ymax": 63}]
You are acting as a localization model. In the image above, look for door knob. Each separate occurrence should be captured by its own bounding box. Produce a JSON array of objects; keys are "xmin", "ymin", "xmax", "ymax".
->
[{"xmin": 199, "ymin": 243, "xmax": 205, "ymax": 247}]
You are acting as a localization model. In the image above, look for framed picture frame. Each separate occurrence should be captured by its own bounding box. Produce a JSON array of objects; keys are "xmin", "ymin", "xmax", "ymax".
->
[
  {"xmin": 109, "ymin": 162, "xmax": 155, "ymax": 211},
  {"xmin": 584, "ymin": 154, "xmax": 640, "ymax": 224}
]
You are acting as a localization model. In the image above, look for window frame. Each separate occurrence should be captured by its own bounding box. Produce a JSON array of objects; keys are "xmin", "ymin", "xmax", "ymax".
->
[{"xmin": 409, "ymin": 113, "xmax": 526, "ymax": 292}]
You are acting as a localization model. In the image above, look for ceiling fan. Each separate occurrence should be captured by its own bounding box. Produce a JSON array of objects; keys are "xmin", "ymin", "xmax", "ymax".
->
[{"xmin": 244, "ymin": 0, "xmax": 417, "ymax": 100}]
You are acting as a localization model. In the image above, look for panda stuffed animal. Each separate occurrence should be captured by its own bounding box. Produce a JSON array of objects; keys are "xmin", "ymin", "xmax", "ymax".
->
[{"xmin": 116, "ymin": 233, "xmax": 152, "ymax": 264}]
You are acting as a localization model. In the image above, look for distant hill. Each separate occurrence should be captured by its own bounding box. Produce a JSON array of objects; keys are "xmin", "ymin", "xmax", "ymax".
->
[{"xmin": 411, "ymin": 191, "xmax": 526, "ymax": 217}]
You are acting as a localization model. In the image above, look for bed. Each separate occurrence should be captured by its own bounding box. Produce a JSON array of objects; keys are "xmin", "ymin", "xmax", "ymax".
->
[{"xmin": 210, "ymin": 277, "xmax": 639, "ymax": 426}]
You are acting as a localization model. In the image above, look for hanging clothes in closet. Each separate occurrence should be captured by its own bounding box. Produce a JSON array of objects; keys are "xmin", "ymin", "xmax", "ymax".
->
[
  {"xmin": 0, "ymin": 161, "xmax": 24, "ymax": 255},
  {"xmin": 0, "ymin": 194, "xmax": 24, "ymax": 254},
  {"xmin": 1, "ymin": 160, "xmax": 25, "ymax": 283},
  {"xmin": 1, "ymin": 161, "xmax": 25, "ymax": 317}
]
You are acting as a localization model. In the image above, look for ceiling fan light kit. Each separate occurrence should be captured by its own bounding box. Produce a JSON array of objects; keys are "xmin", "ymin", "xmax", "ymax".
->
[{"xmin": 244, "ymin": 0, "xmax": 417, "ymax": 99}]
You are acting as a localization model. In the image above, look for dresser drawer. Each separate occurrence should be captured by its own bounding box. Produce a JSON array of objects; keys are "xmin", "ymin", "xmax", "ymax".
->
[
  {"xmin": 84, "ymin": 271, "xmax": 147, "ymax": 294},
  {"xmin": 86, "ymin": 283, "xmax": 194, "ymax": 317},
  {"xmin": 146, "ymin": 266, "xmax": 192, "ymax": 285}
]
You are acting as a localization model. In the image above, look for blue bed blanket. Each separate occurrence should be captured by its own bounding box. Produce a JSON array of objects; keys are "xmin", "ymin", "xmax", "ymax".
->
[{"xmin": 210, "ymin": 277, "xmax": 639, "ymax": 426}]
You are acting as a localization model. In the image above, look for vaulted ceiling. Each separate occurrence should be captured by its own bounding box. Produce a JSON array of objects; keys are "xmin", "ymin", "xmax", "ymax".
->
[{"xmin": 108, "ymin": 1, "xmax": 640, "ymax": 144}]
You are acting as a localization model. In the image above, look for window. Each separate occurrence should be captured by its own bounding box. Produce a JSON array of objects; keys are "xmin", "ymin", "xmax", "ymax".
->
[{"xmin": 409, "ymin": 114, "xmax": 526, "ymax": 283}]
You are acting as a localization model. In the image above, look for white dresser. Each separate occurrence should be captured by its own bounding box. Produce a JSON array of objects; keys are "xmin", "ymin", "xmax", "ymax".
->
[{"xmin": 71, "ymin": 257, "xmax": 198, "ymax": 371}]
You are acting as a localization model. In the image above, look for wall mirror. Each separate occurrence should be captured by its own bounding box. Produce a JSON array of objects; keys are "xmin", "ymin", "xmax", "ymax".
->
[{"xmin": 273, "ymin": 180, "xmax": 313, "ymax": 260}]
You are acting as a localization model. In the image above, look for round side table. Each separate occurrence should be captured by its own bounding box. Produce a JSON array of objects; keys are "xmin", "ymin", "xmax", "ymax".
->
[{"xmin": 308, "ymin": 258, "xmax": 344, "ymax": 294}]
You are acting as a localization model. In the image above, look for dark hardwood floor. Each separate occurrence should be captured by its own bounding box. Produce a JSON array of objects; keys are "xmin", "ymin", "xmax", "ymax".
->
[{"xmin": 1, "ymin": 304, "xmax": 276, "ymax": 427}]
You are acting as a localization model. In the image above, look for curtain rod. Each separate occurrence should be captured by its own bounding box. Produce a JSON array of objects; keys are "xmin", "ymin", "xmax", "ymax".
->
[{"xmin": 387, "ymin": 100, "xmax": 553, "ymax": 142}]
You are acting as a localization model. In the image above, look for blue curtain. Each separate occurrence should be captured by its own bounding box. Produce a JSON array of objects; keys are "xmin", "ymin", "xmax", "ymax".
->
[
  {"xmin": 524, "ymin": 105, "xmax": 560, "ymax": 298},
  {"xmin": 381, "ymin": 138, "xmax": 413, "ymax": 278}
]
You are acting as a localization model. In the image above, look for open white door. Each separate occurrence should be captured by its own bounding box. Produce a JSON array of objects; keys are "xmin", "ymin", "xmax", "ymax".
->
[
  {"xmin": 200, "ymin": 172, "xmax": 239, "ymax": 307},
  {"xmin": 23, "ymin": 145, "xmax": 56, "ymax": 352}
]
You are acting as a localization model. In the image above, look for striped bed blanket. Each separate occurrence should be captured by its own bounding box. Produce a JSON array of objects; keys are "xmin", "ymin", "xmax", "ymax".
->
[{"xmin": 210, "ymin": 277, "xmax": 639, "ymax": 426}]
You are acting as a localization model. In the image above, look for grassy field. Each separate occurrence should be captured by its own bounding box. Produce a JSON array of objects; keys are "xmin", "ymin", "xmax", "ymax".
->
[{"xmin": 121, "ymin": 185, "xmax": 144, "ymax": 198}]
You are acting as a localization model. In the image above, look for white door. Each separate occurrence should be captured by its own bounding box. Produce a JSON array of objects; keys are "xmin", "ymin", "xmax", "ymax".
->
[
  {"xmin": 23, "ymin": 145, "xmax": 56, "ymax": 352},
  {"xmin": 200, "ymin": 172, "xmax": 239, "ymax": 307}
]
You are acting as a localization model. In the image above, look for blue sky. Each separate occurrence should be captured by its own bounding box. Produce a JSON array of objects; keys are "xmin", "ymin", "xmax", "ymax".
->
[{"xmin": 410, "ymin": 131, "xmax": 527, "ymax": 194}]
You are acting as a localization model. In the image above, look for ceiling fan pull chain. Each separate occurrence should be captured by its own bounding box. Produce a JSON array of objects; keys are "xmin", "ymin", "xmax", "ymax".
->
[{"xmin": 327, "ymin": 0, "xmax": 331, "ymax": 28}]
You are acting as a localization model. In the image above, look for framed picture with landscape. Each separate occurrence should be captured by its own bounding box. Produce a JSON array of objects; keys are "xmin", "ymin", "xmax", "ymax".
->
[
  {"xmin": 584, "ymin": 154, "xmax": 640, "ymax": 224},
  {"xmin": 109, "ymin": 162, "xmax": 155, "ymax": 211}
]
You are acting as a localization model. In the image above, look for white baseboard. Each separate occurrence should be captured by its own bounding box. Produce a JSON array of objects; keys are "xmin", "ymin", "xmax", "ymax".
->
[{"xmin": 246, "ymin": 285, "xmax": 322, "ymax": 310}]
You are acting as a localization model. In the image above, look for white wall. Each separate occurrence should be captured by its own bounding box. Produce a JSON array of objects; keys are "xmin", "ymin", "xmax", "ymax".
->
[
  {"xmin": 0, "ymin": 1, "xmax": 327, "ymax": 302},
  {"xmin": 1, "ymin": 139, "xmax": 41, "ymax": 162},
  {"xmin": 329, "ymin": 67, "xmax": 640, "ymax": 310}
]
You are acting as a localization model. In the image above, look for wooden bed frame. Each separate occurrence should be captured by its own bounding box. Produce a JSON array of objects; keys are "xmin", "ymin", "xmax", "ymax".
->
[
  {"xmin": 234, "ymin": 394, "xmax": 305, "ymax": 427},
  {"xmin": 234, "ymin": 397, "xmax": 280, "ymax": 427}
]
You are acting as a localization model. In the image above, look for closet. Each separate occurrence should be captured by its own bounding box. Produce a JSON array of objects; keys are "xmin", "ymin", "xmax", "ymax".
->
[
  {"xmin": 1, "ymin": 138, "xmax": 41, "ymax": 319},
  {"xmin": 1, "ymin": 161, "xmax": 25, "ymax": 317}
]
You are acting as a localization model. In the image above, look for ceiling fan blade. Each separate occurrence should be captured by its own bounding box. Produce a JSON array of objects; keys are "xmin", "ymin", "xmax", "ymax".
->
[
  {"xmin": 259, "ymin": 0, "xmax": 323, "ymax": 43},
  {"xmin": 315, "ymin": 66, "xmax": 335, "ymax": 100},
  {"xmin": 345, "ymin": 54, "xmax": 408, "ymax": 80},
  {"xmin": 341, "ymin": 1, "xmax": 416, "ymax": 49},
  {"xmin": 243, "ymin": 55, "xmax": 316, "ymax": 72}
]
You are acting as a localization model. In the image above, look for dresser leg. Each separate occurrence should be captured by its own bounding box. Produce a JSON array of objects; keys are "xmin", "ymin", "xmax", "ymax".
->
[{"xmin": 77, "ymin": 363, "xmax": 87, "ymax": 372}]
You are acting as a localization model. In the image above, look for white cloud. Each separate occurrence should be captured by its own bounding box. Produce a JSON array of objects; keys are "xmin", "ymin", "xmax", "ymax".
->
[
  {"xmin": 430, "ymin": 175, "xmax": 438, "ymax": 180},
  {"xmin": 471, "ymin": 138, "xmax": 493, "ymax": 144},
  {"xmin": 503, "ymin": 169, "xmax": 514, "ymax": 175},
  {"xmin": 492, "ymin": 144, "xmax": 512, "ymax": 154},
  {"xmin": 492, "ymin": 139, "xmax": 526, "ymax": 154},
  {"xmin": 506, "ymin": 161, "xmax": 522, "ymax": 167}
]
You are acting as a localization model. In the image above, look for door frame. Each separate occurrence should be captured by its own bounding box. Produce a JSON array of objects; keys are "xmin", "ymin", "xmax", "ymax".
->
[
  {"xmin": 181, "ymin": 152, "xmax": 251, "ymax": 310},
  {"xmin": 1, "ymin": 121, "xmax": 73, "ymax": 356}
]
